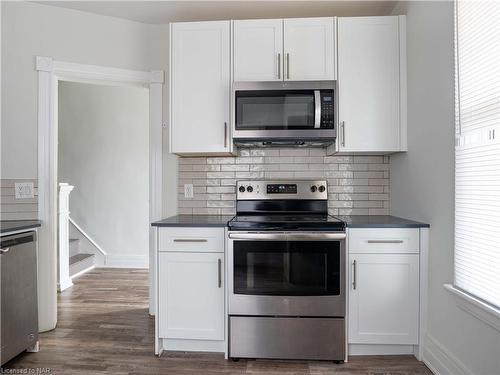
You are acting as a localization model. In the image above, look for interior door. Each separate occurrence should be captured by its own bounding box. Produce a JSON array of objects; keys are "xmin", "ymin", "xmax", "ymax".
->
[
  {"xmin": 170, "ymin": 21, "xmax": 231, "ymax": 154},
  {"xmin": 348, "ymin": 253, "xmax": 419, "ymax": 344},
  {"xmin": 158, "ymin": 252, "xmax": 224, "ymax": 340},
  {"xmin": 338, "ymin": 16, "xmax": 401, "ymax": 152},
  {"xmin": 233, "ymin": 19, "xmax": 283, "ymax": 82},
  {"xmin": 283, "ymin": 17, "xmax": 336, "ymax": 81}
]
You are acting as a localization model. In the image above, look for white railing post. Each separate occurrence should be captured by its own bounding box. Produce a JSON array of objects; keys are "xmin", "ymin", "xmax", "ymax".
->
[{"xmin": 58, "ymin": 183, "xmax": 74, "ymax": 292}]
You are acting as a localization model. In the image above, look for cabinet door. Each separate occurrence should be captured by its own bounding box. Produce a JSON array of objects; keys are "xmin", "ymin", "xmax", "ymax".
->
[
  {"xmin": 233, "ymin": 19, "xmax": 283, "ymax": 82},
  {"xmin": 338, "ymin": 16, "xmax": 401, "ymax": 152},
  {"xmin": 158, "ymin": 252, "xmax": 224, "ymax": 340},
  {"xmin": 170, "ymin": 21, "xmax": 231, "ymax": 154},
  {"xmin": 283, "ymin": 17, "xmax": 336, "ymax": 81},
  {"xmin": 348, "ymin": 253, "xmax": 419, "ymax": 344}
]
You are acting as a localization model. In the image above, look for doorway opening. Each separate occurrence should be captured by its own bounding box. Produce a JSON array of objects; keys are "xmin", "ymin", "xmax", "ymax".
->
[
  {"xmin": 36, "ymin": 57, "xmax": 163, "ymax": 332},
  {"xmin": 57, "ymin": 81, "xmax": 149, "ymax": 283}
]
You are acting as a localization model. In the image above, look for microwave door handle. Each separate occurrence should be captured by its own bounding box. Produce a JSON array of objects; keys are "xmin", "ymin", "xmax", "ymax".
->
[{"xmin": 314, "ymin": 90, "xmax": 321, "ymax": 129}]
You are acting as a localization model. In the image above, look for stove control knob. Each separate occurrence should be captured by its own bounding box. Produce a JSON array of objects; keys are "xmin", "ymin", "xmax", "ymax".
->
[
  {"xmin": 310, "ymin": 185, "xmax": 317, "ymax": 193},
  {"xmin": 247, "ymin": 186, "xmax": 254, "ymax": 193},
  {"xmin": 318, "ymin": 185, "xmax": 326, "ymax": 193},
  {"xmin": 238, "ymin": 186, "xmax": 245, "ymax": 193}
]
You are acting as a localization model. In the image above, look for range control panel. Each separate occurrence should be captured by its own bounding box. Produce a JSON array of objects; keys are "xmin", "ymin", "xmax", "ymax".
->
[
  {"xmin": 237, "ymin": 180, "xmax": 327, "ymax": 200},
  {"xmin": 267, "ymin": 184, "xmax": 298, "ymax": 194}
]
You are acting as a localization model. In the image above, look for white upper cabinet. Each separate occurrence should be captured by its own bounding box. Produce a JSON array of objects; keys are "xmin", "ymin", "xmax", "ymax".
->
[
  {"xmin": 232, "ymin": 17, "xmax": 336, "ymax": 82},
  {"xmin": 337, "ymin": 16, "xmax": 407, "ymax": 153},
  {"xmin": 284, "ymin": 17, "xmax": 336, "ymax": 81},
  {"xmin": 233, "ymin": 19, "xmax": 283, "ymax": 82},
  {"xmin": 170, "ymin": 21, "xmax": 232, "ymax": 155}
]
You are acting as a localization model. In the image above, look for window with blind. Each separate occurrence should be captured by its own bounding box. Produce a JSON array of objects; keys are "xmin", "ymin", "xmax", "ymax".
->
[{"xmin": 454, "ymin": 1, "xmax": 500, "ymax": 309}]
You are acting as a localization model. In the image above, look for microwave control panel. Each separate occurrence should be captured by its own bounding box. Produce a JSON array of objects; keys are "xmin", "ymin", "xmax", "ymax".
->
[{"xmin": 320, "ymin": 90, "xmax": 335, "ymax": 129}]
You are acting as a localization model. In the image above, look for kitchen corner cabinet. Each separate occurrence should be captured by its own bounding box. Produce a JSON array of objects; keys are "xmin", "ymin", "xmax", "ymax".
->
[
  {"xmin": 337, "ymin": 16, "xmax": 407, "ymax": 153},
  {"xmin": 169, "ymin": 21, "xmax": 232, "ymax": 155},
  {"xmin": 157, "ymin": 227, "xmax": 225, "ymax": 349},
  {"xmin": 233, "ymin": 17, "xmax": 336, "ymax": 82},
  {"xmin": 348, "ymin": 228, "xmax": 419, "ymax": 346}
]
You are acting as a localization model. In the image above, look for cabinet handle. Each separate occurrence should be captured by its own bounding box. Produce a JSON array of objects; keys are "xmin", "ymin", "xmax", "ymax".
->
[
  {"xmin": 173, "ymin": 239, "xmax": 208, "ymax": 243},
  {"xmin": 352, "ymin": 260, "xmax": 357, "ymax": 290},
  {"xmin": 218, "ymin": 258, "xmax": 222, "ymax": 288},
  {"xmin": 341, "ymin": 121, "xmax": 346, "ymax": 147},
  {"xmin": 286, "ymin": 53, "xmax": 290, "ymax": 79},
  {"xmin": 224, "ymin": 122, "xmax": 228, "ymax": 148},
  {"xmin": 0, "ymin": 248, "xmax": 10, "ymax": 254},
  {"xmin": 277, "ymin": 53, "xmax": 281, "ymax": 79},
  {"xmin": 367, "ymin": 240, "xmax": 404, "ymax": 244}
]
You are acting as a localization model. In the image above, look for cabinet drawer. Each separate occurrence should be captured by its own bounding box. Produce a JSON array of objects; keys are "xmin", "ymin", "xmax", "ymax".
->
[
  {"xmin": 159, "ymin": 227, "xmax": 225, "ymax": 253},
  {"xmin": 348, "ymin": 228, "xmax": 419, "ymax": 254}
]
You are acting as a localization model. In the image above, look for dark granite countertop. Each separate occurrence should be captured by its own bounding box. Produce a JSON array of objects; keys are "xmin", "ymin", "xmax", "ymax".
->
[
  {"xmin": 340, "ymin": 215, "xmax": 429, "ymax": 228},
  {"xmin": 151, "ymin": 215, "xmax": 429, "ymax": 229},
  {"xmin": 0, "ymin": 220, "xmax": 42, "ymax": 235},
  {"xmin": 151, "ymin": 215, "xmax": 234, "ymax": 227}
]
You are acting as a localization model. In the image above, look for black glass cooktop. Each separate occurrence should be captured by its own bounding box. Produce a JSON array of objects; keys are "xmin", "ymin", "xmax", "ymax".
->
[{"xmin": 228, "ymin": 214, "xmax": 345, "ymax": 231}]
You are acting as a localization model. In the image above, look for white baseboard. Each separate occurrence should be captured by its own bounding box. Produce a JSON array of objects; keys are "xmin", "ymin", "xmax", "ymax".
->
[
  {"xmin": 423, "ymin": 334, "xmax": 472, "ymax": 375},
  {"xmin": 70, "ymin": 264, "xmax": 95, "ymax": 280},
  {"xmin": 160, "ymin": 338, "xmax": 225, "ymax": 354},
  {"xmin": 349, "ymin": 344, "xmax": 416, "ymax": 356},
  {"xmin": 103, "ymin": 254, "xmax": 149, "ymax": 268}
]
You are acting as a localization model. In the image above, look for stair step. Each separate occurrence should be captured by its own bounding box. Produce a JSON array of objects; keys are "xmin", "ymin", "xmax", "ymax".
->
[{"xmin": 69, "ymin": 253, "xmax": 95, "ymax": 277}]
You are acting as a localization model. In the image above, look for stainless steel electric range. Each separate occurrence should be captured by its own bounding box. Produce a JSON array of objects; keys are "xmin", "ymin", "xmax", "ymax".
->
[{"xmin": 227, "ymin": 180, "xmax": 346, "ymax": 362}]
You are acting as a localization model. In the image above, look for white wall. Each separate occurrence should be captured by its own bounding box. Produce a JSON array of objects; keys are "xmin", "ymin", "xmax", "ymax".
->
[
  {"xmin": 1, "ymin": 1, "xmax": 177, "ymax": 332},
  {"xmin": 390, "ymin": 2, "xmax": 500, "ymax": 374},
  {"xmin": 58, "ymin": 81, "xmax": 149, "ymax": 267}
]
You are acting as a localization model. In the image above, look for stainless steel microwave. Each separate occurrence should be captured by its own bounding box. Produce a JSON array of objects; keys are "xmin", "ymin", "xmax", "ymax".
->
[{"xmin": 233, "ymin": 89, "xmax": 336, "ymax": 147}]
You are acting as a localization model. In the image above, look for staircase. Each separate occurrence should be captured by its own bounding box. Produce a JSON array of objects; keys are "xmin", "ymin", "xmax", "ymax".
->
[{"xmin": 69, "ymin": 238, "xmax": 95, "ymax": 278}]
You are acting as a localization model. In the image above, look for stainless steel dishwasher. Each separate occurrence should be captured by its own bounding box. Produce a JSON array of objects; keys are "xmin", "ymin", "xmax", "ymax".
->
[{"xmin": 1, "ymin": 231, "xmax": 39, "ymax": 365}]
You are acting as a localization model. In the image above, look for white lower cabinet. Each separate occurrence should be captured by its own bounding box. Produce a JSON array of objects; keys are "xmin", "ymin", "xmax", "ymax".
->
[
  {"xmin": 157, "ymin": 227, "xmax": 226, "ymax": 353},
  {"xmin": 159, "ymin": 252, "xmax": 224, "ymax": 340},
  {"xmin": 348, "ymin": 228, "xmax": 421, "ymax": 350},
  {"xmin": 348, "ymin": 253, "xmax": 419, "ymax": 344}
]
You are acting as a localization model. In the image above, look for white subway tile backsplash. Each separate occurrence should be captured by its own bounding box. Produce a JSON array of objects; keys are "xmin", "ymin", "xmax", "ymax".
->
[{"xmin": 177, "ymin": 149, "xmax": 390, "ymax": 215}]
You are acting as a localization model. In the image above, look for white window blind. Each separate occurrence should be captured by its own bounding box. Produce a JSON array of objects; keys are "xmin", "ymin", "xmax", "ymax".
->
[{"xmin": 454, "ymin": 1, "xmax": 500, "ymax": 309}]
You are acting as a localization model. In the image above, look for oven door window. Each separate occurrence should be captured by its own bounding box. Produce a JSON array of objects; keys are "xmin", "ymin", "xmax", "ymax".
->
[
  {"xmin": 235, "ymin": 90, "xmax": 315, "ymax": 130},
  {"xmin": 233, "ymin": 241, "xmax": 341, "ymax": 296}
]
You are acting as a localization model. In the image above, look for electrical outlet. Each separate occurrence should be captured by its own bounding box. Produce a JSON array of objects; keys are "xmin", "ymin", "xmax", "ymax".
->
[
  {"xmin": 184, "ymin": 184, "xmax": 194, "ymax": 199},
  {"xmin": 15, "ymin": 182, "xmax": 34, "ymax": 199}
]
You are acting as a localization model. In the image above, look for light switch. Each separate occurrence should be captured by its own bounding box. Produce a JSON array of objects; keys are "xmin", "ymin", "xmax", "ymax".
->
[
  {"xmin": 15, "ymin": 182, "xmax": 34, "ymax": 199},
  {"xmin": 184, "ymin": 184, "xmax": 194, "ymax": 199}
]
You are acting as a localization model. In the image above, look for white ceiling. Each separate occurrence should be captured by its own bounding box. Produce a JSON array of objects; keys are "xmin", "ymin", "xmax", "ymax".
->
[{"xmin": 38, "ymin": 1, "xmax": 399, "ymax": 25}]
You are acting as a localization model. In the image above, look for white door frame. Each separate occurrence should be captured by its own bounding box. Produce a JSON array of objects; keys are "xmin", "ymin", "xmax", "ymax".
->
[{"xmin": 36, "ymin": 56, "xmax": 163, "ymax": 331}]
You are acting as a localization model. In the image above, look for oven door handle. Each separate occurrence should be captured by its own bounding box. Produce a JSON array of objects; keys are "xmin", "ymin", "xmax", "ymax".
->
[{"xmin": 228, "ymin": 232, "xmax": 346, "ymax": 241}]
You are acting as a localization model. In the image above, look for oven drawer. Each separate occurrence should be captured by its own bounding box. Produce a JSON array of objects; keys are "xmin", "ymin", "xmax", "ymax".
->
[
  {"xmin": 158, "ymin": 227, "xmax": 224, "ymax": 253},
  {"xmin": 229, "ymin": 316, "xmax": 345, "ymax": 360},
  {"xmin": 348, "ymin": 228, "xmax": 419, "ymax": 254}
]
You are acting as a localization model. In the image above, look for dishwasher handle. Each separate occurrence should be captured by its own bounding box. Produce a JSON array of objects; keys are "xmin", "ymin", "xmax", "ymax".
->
[{"xmin": 0, "ymin": 232, "xmax": 36, "ymax": 249}]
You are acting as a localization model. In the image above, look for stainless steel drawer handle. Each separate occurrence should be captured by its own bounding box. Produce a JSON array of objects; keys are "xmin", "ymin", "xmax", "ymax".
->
[
  {"xmin": 217, "ymin": 258, "xmax": 222, "ymax": 288},
  {"xmin": 353, "ymin": 260, "xmax": 357, "ymax": 290},
  {"xmin": 0, "ymin": 248, "xmax": 10, "ymax": 254},
  {"xmin": 173, "ymin": 239, "xmax": 208, "ymax": 243},
  {"xmin": 367, "ymin": 240, "xmax": 404, "ymax": 244}
]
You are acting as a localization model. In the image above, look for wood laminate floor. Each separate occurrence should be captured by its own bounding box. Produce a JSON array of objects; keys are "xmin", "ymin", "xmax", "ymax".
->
[{"xmin": 5, "ymin": 268, "xmax": 433, "ymax": 375}]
